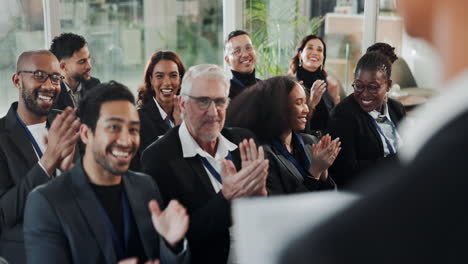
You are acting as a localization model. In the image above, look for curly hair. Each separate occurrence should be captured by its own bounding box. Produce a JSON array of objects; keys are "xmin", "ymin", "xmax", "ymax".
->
[
  {"xmin": 288, "ymin": 34, "xmax": 327, "ymax": 76},
  {"xmin": 355, "ymin": 52, "xmax": 392, "ymax": 80},
  {"xmin": 366, "ymin": 42, "xmax": 398, "ymax": 64},
  {"xmin": 226, "ymin": 76, "xmax": 300, "ymax": 142},
  {"xmin": 137, "ymin": 50, "xmax": 186, "ymax": 107},
  {"xmin": 49, "ymin": 33, "xmax": 87, "ymax": 61}
]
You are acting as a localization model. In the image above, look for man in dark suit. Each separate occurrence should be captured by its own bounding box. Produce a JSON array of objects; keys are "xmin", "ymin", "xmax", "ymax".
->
[
  {"xmin": 279, "ymin": 0, "xmax": 468, "ymax": 263},
  {"xmin": 24, "ymin": 81, "xmax": 190, "ymax": 264},
  {"xmin": 49, "ymin": 33, "xmax": 101, "ymax": 109},
  {"xmin": 141, "ymin": 64, "xmax": 269, "ymax": 264},
  {"xmin": 224, "ymin": 30, "xmax": 261, "ymax": 99},
  {"xmin": 0, "ymin": 50, "xmax": 80, "ymax": 264}
]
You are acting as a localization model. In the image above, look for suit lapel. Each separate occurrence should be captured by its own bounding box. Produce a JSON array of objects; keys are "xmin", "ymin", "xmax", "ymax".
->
[
  {"xmin": 5, "ymin": 104, "xmax": 39, "ymax": 167},
  {"xmin": 272, "ymin": 146, "xmax": 305, "ymax": 182},
  {"xmin": 185, "ymin": 156, "xmax": 217, "ymax": 195},
  {"xmin": 146, "ymin": 100, "xmax": 170, "ymax": 131},
  {"xmin": 123, "ymin": 173, "xmax": 158, "ymax": 260},
  {"xmin": 70, "ymin": 163, "xmax": 117, "ymax": 264}
]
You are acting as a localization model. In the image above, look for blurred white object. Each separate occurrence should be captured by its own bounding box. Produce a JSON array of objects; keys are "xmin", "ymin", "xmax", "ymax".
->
[
  {"xmin": 232, "ymin": 191, "xmax": 359, "ymax": 264},
  {"xmin": 390, "ymin": 83, "xmax": 408, "ymax": 98}
]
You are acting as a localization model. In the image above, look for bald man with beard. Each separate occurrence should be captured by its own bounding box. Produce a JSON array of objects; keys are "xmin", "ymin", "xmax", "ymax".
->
[{"xmin": 0, "ymin": 50, "xmax": 80, "ymax": 264}]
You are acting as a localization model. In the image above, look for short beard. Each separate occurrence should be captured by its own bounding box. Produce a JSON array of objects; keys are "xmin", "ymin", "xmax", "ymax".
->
[
  {"xmin": 21, "ymin": 86, "xmax": 51, "ymax": 117},
  {"xmin": 71, "ymin": 70, "xmax": 89, "ymax": 83},
  {"xmin": 93, "ymin": 147, "xmax": 129, "ymax": 176}
]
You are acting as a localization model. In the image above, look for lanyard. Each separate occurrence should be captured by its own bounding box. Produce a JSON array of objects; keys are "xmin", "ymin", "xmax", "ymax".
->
[
  {"xmin": 372, "ymin": 118, "xmax": 398, "ymax": 155},
  {"xmin": 15, "ymin": 112, "xmax": 44, "ymax": 158},
  {"xmin": 272, "ymin": 133, "xmax": 311, "ymax": 179},
  {"xmin": 98, "ymin": 190, "xmax": 132, "ymax": 260},
  {"xmin": 200, "ymin": 152, "xmax": 233, "ymax": 184}
]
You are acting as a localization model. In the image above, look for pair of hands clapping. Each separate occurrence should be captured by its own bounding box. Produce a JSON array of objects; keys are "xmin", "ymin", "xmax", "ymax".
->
[{"xmin": 308, "ymin": 134, "xmax": 341, "ymax": 181}]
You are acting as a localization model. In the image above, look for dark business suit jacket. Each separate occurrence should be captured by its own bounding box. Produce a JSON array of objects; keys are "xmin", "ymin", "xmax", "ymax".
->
[
  {"xmin": 264, "ymin": 133, "xmax": 336, "ymax": 195},
  {"xmin": 23, "ymin": 161, "xmax": 190, "ymax": 264},
  {"xmin": 130, "ymin": 101, "xmax": 172, "ymax": 171},
  {"xmin": 0, "ymin": 103, "xmax": 50, "ymax": 264},
  {"xmin": 280, "ymin": 108, "xmax": 468, "ymax": 264},
  {"xmin": 141, "ymin": 126, "xmax": 255, "ymax": 264},
  {"xmin": 54, "ymin": 77, "xmax": 101, "ymax": 110},
  {"xmin": 138, "ymin": 100, "xmax": 172, "ymax": 155},
  {"xmin": 327, "ymin": 95, "xmax": 405, "ymax": 188}
]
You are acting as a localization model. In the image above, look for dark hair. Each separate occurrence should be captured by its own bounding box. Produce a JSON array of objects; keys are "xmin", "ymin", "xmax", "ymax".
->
[
  {"xmin": 355, "ymin": 52, "xmax": 392, "ymax": 80},
  {"xmin": 49, "ymin": 33, "xmax": 87, "ymax": 61},
  {"xmin": 225, "ymin": 30, "xmax": 249, "ymax": 47},
  {"xmin": 366, "ymin": 42, "xmax": 398, "ymax": 64},
  {"xmin": 227, "ymin": 76, "xmax": 299, "ymax": 142},
  {"xmin": 137, "ymin": 50, "xmax": 186, "ymax": 106},
  {"xmin": 78, "ymin": 81, "xmax": 135, "ymax": 132},
  {"xmin": 289, "ymin": 34, "xmax": 327, "ymax": 76}
]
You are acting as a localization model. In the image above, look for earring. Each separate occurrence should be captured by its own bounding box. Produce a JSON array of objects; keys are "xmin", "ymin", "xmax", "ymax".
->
[
  {"xmin": 320, "ymin": 64, "xmax": 323, "ymax": 72},
  {"xmin": 299, "ymin": 58, "xmax": 302, "ymax": 67}
]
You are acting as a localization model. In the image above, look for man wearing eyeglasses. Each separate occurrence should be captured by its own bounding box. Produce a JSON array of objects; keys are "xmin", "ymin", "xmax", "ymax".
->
[
  {"xmin": 224, "ymin": 30, "xmax": 260, "ymax": 99},
  {"xmin": 0, "ymin": 50, "xmax": 80, "ymax": 264},
  {"xmin": 141, "ymin": 64, "xmax": 269, "ymax": 264},
  {"xmin": 50, "ymin": 33, "xmax": 101, "ymax": 110}
]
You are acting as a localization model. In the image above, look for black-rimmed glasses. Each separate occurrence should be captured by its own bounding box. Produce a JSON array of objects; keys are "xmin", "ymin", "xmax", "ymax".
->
[
  {"xmin": 17, "ymin": 70, "xmax": 64, "ymax": 84},
  {"xmin": 352, "ymin": 82, "xmax": 383, "ymax": 94},
  {"xmin": 184, "ymin": 94, "xmax": 230, "ymax": 110}
]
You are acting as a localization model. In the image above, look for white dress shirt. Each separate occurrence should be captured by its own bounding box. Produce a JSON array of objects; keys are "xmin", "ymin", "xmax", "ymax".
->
[
  {"xmin": 153, "ymin": 97, "xmax": 174, "ymax": 128},
  {"xmin": 178, "ymin": 121, "xmax": 237, "ymax": 193}
]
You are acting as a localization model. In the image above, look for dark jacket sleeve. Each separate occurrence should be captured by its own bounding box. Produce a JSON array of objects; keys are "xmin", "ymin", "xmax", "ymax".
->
[
  {"xmin": 0, "ymin": 156, "xmax": 49, "ymax": 231},
  {"xmin": 23, "ymin": 189, "xmax": 72, "ymax": 264}
]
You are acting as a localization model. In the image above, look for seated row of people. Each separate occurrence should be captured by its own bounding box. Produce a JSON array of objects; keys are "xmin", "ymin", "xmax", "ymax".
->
[{"xmin": 0, "ymin": 29, "xmax": 405, "ymax": 264}]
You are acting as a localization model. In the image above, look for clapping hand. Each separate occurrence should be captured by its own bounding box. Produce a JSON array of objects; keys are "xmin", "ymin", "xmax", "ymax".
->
[
  {"xmin": 308, "ymin": 134, "xmax": 341, "ymax": 180},
  {"xmin": 308, "ymin": 80, "xmax": 327, "ymax": 113},
  {"xmin": 149, "ymin": 200, "xmax": 189, "ymax": 248}
]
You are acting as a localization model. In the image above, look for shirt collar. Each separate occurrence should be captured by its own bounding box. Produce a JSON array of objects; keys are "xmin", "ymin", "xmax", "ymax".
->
[
  {"xmin": 178, "ymin": 121, "xmax": 237, "ymax": 159},
  {"xmin": 153, "ymin": 97, "xmax": 169, "ymax": 120},
  {"xmin": 399, "ymin": 69, "xmax": 468, "ymax": 163},
  {"xmin": 64, "ymin": 81, "xmax": 82, "ymax": 93},
  {"xmin": 368, "ymin": 102, "xmax": 391, "ymax": 121}
]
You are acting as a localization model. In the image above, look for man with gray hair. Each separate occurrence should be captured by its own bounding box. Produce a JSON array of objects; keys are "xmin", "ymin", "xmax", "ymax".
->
[{"xmin": 142, "ymin": 64, "xmax": 268, "ymax": 264}]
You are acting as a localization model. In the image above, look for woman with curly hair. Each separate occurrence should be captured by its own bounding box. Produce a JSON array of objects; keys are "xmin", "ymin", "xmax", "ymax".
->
[{"xmin": 227, "ymin": 76, "xmax": 340, "ymax": 194}]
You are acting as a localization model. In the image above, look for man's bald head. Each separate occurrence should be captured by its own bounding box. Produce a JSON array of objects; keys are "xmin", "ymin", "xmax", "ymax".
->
[{"xmin": 16, "ymin": 50, "xmax": 57, "ymax": 72}]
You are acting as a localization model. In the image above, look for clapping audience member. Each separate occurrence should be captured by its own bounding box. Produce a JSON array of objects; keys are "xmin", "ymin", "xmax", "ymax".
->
[
  {"xmin": 50, "ymin": 33, "xmax": 100, "ymax": 109},
  {"xmin": 280, "ymin": 0, "xmax": 468, "ymax": 262},
  {"xmin": 0, "ymin": 50, "xmax": 80, "ymax": 264},
  {"xmin": 289, "ymin": 35, "xmax": 336, "ymax": 136},
  {"xmin": 24, "ymin": 82, "xmax": 190, "ymax": 264},
  {"xmin": 227, "ymin": 76, "xmax": 340, "ymax": 194},
  {"xmin": 327, "ymin": 51, "xmax": 406, "ymax": 188},
  {"xmin": 137, "ymin": 51, "xmax": 186, "ymax": 152},
  {"xmin": 141, "ymin": 64, "xmax": 268, "ymax": 264},
  {"xmin": 224, "ymin": 30, "xmax": 261, "ymax": 99}
]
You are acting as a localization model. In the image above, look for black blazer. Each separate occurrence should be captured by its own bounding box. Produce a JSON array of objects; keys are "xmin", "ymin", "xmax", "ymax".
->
[
  {"xmin": 264, "ymin": 133, "xmax": 336, "ymax": 195},
  {"xmin": 280, "ymin": 109, "xmax": 468, "ymax": 264},
  {"xmin": 54, "ymin": 77, "xmax": 101, "ymax": 110},
  {"xmin": 327, "ymin": 95, "xmax": 406, "ymax": 188},
  {"xmin": 138, "ymin": 100, "xmax": 172, "ymax": 154},
  {"xmin": 228, "ymin": 73, "xmax": 261, "ymax": 99},
  {"xmin": 141, "ymin": 126, "xmax": 255, "ymax": 264},
  {"xmin": 23, "ymin": 161, "xmax": 190, "ymax": 264},
  {"xmin": 0, "ymin": 103, "xmax": 50, "ymax": 264}
]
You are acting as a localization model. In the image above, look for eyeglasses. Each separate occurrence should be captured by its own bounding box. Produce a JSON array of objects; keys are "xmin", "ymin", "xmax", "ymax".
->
[
  {"xmin": 352, "ymin": 82, "xmax": 383, "ymax": 94},
  {"xmin": 230, "ymin": 45, "xmax": 254, "ymax": 57},
  {"xmin": 184, "ymin": 94, "xmax": 230, "ymax": 110},
  {"xmin": 17, "ymin": 70, "xmax": 64, "ymax": 84}
]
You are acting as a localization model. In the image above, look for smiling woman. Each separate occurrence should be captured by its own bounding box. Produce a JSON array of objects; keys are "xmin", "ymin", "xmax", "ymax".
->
[
  {"xmin": 327, "ymin": 52, "xmax": 406, "ymax": 189},
  {"xmin": 227, "ymin": 76, "xmax": 339, "ymax": 194}
]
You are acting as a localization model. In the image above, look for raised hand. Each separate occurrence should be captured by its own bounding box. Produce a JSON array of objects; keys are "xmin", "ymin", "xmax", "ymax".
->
[
  {"xmin": 41, "ymin": 107, "xmax": 80, "ymax": 176},
  {"xmin": 172, "ymin": 95, "xmax": 182, "ymax": 126},
  {"xmin": 308, "ymin": 80, "xmax": 327, "ymax": 115},
  {"xmin": 220, "ymin": 158, "xmax": 268, "ymax": 200},
  {"xmin": 149, "ymin": 200, "xmax": 189, "ymax": 248},
  {"xmin": 239, "ymin": 138, "xmax": 265, "ymax": 169},
  {"xmin": 308, "ymin": 134, "xmax": 341, "ymax": 180}
]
